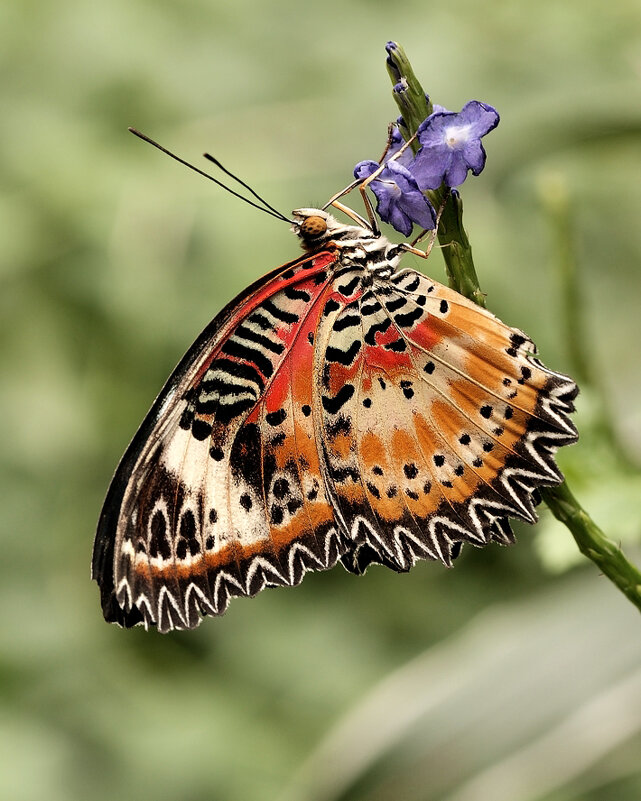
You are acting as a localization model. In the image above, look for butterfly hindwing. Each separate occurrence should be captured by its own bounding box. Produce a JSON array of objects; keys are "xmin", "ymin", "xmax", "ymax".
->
[{"xmin": 320, "ymin": 267, "xmax": 577, "ymax": 574}]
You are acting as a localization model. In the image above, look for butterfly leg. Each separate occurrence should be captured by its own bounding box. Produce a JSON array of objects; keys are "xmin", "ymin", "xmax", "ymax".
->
[
  {"xmin": 321, "ymin": 122, "xmax": 399, "ymax": 217},
  {"xmin": 401, "ymin": 188, "xmax": 452, "ymax": 259}
]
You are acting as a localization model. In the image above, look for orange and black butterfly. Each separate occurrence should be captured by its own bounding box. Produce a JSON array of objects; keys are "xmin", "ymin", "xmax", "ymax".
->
[{"xmin": 93, "ymin": 134, "xmax": 577, "ymax": 633}]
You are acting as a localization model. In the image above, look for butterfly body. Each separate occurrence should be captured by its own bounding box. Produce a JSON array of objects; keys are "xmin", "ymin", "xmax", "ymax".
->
[{"xmin": 93, "ymin": 209, "xmax": 577, "ymax": 632}]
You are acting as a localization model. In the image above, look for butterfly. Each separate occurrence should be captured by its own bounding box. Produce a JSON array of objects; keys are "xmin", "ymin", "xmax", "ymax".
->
[{"xmin": 93, "ymin": 139, "xmax": 578, "ymax": 633}]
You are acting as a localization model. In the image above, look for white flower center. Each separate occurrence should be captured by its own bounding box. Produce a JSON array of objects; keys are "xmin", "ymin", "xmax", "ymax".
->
[
  {"xmin": 382, "ymin": 179, "xmax": 402, "ymax": 196},
  {"xmin": 444, "ymin": 124, "xmax": 472, "ymax": 149}
]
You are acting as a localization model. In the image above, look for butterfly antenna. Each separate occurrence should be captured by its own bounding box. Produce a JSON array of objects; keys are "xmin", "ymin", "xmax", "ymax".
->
[
  {"xmin": 203, "ymin": 153, "xmax": 289, "ymax": 222},
  {"xmin": 128, "ymin": 128, "xmax": 293, "ymax": 223}
]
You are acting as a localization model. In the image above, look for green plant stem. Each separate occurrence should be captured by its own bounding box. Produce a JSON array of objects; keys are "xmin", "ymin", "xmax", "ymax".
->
[
  {"xmin": 541, "ymin": 483, "xmax": 641, "ymax": 608},
  {"xmin": 385, "ymin": 41, "xmax": 641, "ymax": 614},
  {"xmin": 434, "ymin": 191, "xmax": 487, "ymax": 308}
]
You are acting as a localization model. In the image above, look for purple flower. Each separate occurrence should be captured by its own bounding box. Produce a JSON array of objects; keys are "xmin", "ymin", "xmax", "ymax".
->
[
  {"xmin": 354, "ymin": 159, "xmax": 436, "ymax": 237},
  {"xmin": 409, "ymin": 101, "xmax": 499, "ymax": 190}
]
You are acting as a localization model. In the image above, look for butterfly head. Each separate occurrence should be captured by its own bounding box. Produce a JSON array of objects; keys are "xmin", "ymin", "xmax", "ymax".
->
[{"xmin": 292, "ymin": 208, "xmax": 377, "ymax": 252}]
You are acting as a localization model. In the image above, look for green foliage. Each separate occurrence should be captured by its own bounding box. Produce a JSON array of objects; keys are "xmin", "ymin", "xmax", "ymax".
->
[{"xmin": 1, "ymin": 2, "xmax": 641, "ymax": 800}]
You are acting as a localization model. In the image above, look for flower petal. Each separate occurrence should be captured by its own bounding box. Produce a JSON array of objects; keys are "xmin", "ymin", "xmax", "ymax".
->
[
  {"xmin": 400, "ymin": 190, "xmax": 436, "ymax": 230},
  {"xmin": 416, "ymin": 112, "xmax": 453, "ymax": 148},
  {"xmin": 458, "ymin": 100, "xmax": 500, "ymax": 138},
  {"xmin": 444, "ymin": 152, "xmax": 470, "ymax": 188},
  {"xmin": 386, "ymin": 203, "xmax": 413, "ymax": 237},
  {"xmin": 462, "ymin": 139, "xmax": 487, "ymax": 176},
  {"xmin": 354, "ymin": 160, "xmax": 379, "ymax": 181},
  {"xmin": 409, "ymin": 146, "xmax": 452, "ymax": 191},
  {"xmin": 384, "ymin": 160, "xmax": 417, "ymax": 190}
]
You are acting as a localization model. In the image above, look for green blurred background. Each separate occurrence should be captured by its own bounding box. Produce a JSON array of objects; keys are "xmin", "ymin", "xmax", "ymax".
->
[{"xmin": 2, "ymin": 2, "xmax": 641, "ymax": 800}]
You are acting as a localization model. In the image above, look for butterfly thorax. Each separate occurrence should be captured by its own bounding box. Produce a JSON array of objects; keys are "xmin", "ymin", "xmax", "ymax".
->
[{"xmin": 292, "ymin": 208, "xmax": 402, "ymax": 278}]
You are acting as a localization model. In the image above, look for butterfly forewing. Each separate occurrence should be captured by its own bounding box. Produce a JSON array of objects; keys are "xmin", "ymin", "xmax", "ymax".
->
[{"xmin": 94, "ymin": 249, "xmax": 348, "ymax": 631}]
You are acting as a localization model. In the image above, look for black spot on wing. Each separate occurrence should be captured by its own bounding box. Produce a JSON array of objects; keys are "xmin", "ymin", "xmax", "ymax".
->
[
  {"xmin": 179, "ymin": 406, "xmax": 195, "ymax": 430},
  {"xmin": 364, "ymin": 317, "xmax": 391, "ymax": 346},
  {"xmin": 203, "ymin": 359, "xmax": 265, "ymax": 392},
  {"xmin": 247, "ymin": 312, "xmax": 273, "ymax": 331},
  {"xmin": 220, "ymin": 339, "xmax": 274, "ymax": 378},
  {"xmin": 262, "ymin": 299, "xmax": 298, "ymax": 325},
  {"xmin": 385, "ymin": 297, "xmax": 406, "ymax": 312},
  {"xmin": 325, "ymin": 340, "xmax": 362, "ymax": 365},
  {"xmin": 229, "ymin": 422, "xmax": 263, "ymax": 495},
  {"xmin": 322, "ymin": 384, "xmax": 355, "ymax": 415},
  {"xmin": 266, "ymin": 409, "xmax": 287, "ymax": 426},
  {"xmin": 287, "ymin": 498, "xmax": 302, "ymax": 515},
  {"xmin": 333, "ymin": 314, "xmax": 361, "ymax": 332},
  {"xmin": 519, "ymin": 366, "xmax": 532, "ymax": 384},
  {"xmin": 338, "ymin": 275, "xmax": 361, "ymax": 295},
  {"xmin": 283, "ymin": 286, "xmax": 311, "ymax": 302},
  {"xmin": 192, "ymin": 420, "xmax": 213, "ymax": 441},
  {"xmin": 323, "ymin": 298, "xmax": 341, "ymax": 316},
  {"xmin": 394, "ymin": 306, "xmax": 423, "ymax": 328},
  {"xmin": 366, "ymin": 482, "xmax": 381, "ymax": 499},
  {"xmin": 234, "ymin": 324, "xmax": 285, "ymax": 354},
  {"xmin": 272, "ymin": 478, "xmax": 290, "ymax": 499},
  {"xmin": 149, "ymin": 510, "xmax": 171, "ymax": 560},
  {"xmin": 361, "ymin": 300, "xmax": 382, "ymax": 316},
  {"xmin": 384, "ymin": 338, "xmax": 406, "ymax": 352},
  {"xmin": 214, "ymin": 398, "xmax": 255, "ymax": 425},
  {"xmin": 210, "ymin": 446, "xmax": 224, "ymax": 461},
  {"xmin": 403, "ymin": 463, "xmax": 418, "ymax": 479}
]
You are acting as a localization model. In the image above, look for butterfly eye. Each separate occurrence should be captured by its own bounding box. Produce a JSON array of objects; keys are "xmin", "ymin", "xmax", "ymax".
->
[{"xmin": 300, "ymin": 215, "xmax": 328, "ymax": 237}]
